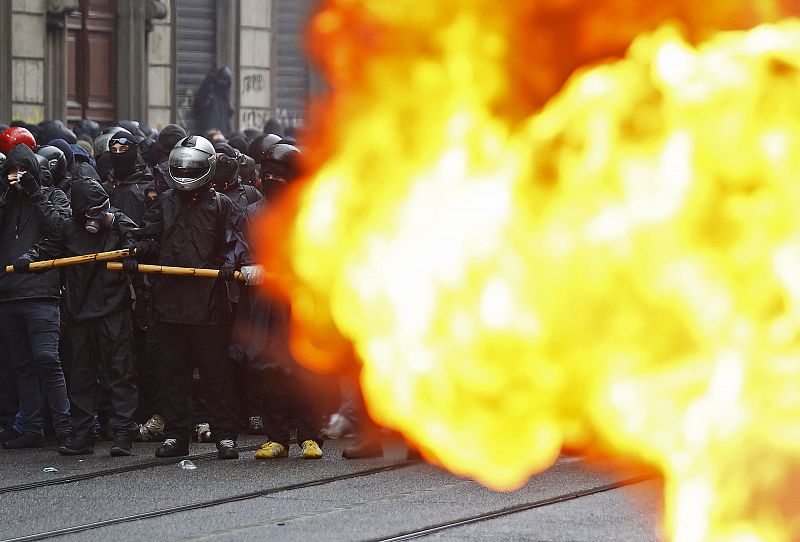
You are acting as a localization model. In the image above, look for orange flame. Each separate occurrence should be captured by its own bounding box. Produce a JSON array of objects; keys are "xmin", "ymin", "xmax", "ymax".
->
[{"xmin": 259, "ymin": 1, "xmax": 800, "ymax": 540}]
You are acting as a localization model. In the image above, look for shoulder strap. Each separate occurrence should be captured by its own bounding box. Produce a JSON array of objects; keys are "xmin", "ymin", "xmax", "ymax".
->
[{"xmin": 243, "ymin": 184, "xmax": 260, "ymax": 205}]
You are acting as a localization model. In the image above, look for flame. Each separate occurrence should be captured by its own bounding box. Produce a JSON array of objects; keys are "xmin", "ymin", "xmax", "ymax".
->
[{"xmin": 259, "ymin": 1, "xmax": 800, "ymax": 541}]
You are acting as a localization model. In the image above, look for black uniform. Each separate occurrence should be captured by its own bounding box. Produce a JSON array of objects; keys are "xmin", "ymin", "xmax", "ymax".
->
[
  {"xmin": 136, "ymin": 185, "xmax": 239, "ymax": 445},
  {"xmin": 105, "ymin": 166, "xmax": 153, "ymax": 227},
  {"xmin": 24, "ymin": 178, "xmax": 139, "ymax": 441},
  {"xmin": 152, "ymin": 161, "xmax": 173, "ymax": 195},
  {"xmin": 227, "ymin": 201, "xmax": 325, "ymax": 449},
  {"xmin": 0, "ymin": 144, "xmax": 72, "ymax": 440},
  {"xmin": 220, "ymin": 179, "xmax": 261, "ymax": 213}
]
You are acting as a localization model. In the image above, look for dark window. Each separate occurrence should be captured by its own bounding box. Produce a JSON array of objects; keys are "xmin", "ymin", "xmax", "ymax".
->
[
  {"xmin": 175, "ymin": 0, "xmax": 217, "ymax": 130},
  {"xmin": 274, "ymin": 0, "xmax": 313, "ymax": 128},
  {"xmin": 67, "ymin": 0, "xmax": 116, "ymax": 124}
]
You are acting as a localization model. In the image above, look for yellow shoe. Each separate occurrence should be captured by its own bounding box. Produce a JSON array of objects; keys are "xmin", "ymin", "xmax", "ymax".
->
[
  {"xmin": 301, "ymin": 439, "xmax": 323, "ymax": 459},
  {"xmin": 255, "ymin": 441, "xmax": 288, "ymax": 459}
]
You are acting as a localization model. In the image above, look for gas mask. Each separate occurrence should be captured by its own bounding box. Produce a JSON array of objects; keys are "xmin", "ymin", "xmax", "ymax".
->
[{"xmin": 84, "ymin": 199, "xmax": 114, "ymax": 234}]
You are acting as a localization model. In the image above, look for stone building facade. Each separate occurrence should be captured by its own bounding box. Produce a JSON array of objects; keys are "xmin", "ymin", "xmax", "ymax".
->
[{"xmin": 0, "ymin": 0, "xmax": 316, "ymax": 132}]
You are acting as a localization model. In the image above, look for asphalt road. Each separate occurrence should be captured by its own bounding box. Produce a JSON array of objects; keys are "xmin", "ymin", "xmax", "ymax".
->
[{"xmin": 0, "ymin": 436, "xmax": 663, "ymax": 542}]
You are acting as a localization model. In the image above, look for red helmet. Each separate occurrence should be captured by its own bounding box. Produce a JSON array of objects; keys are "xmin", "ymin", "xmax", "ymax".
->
[{"xmin": 0, "ymin": 127, "xmax": 36, "ymax": 155}]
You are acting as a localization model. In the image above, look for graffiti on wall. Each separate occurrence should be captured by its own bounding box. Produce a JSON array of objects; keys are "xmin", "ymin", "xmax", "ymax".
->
[
  {"xmin": 239, "ymin": 107, "xmax": 306, "ymax": 131},
  {"xmin": 241, "ymin": 73, "xmax": 266, "ymax": 95}
]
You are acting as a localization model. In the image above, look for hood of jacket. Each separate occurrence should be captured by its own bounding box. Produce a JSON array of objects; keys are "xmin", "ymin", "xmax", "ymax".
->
[
  {"xmin": 70, "ymin": 177, "xmax": 109, "ymax": 216},
  {"xmin": 1, "ymin": 144, "xmax": 41, "ymax": 183}
]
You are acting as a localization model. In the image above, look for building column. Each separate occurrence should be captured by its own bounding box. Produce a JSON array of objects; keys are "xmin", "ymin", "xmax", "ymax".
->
[
  {"xmin": 45, "ymin": 3, "xmax": 74, "ymax": 122},
  {"xmin": 0, "ymin": 2, "xmax": 11, "ymax": 123},
  {"xmin": 116, "ymin": 0, "xmax": 149, "ymax": 121}
]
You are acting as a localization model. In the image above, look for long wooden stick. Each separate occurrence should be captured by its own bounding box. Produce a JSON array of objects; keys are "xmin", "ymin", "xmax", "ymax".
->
[
  {"xmin": 106, "ymin": 262, "xmax": 245, "ymax": 282},
  {"xmin": 5, "ymin": 249, "xmax": 131, "ymax": 273}
]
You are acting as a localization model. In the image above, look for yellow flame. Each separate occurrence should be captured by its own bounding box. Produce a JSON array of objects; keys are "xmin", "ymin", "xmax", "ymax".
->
[{"xmin": 262, "ymin": 2, "xmax": 800, "ymax": 541}]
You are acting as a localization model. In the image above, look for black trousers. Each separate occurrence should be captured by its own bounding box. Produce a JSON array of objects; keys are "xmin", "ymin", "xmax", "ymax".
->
[
  {"xmin": 157, "ymin": 322, "xmax": 238, "ymax": 443},
  {"xmin": 0, "ymin": 300, "xmax": 71, "ymax": 437},
  {"xmin": 63, "ymin": 310, "xmax": 139, "ymax": 438},
  {"xmin": 0, "ymin": 344, "xmax": 18, "ymax": 430},
  {"xmin": 132, "ymin": 323, "xmax": 164, "ymax": 422},
  {"xmin": 260, "ymin": 367, "xmax": 324, "ymax": 449}
]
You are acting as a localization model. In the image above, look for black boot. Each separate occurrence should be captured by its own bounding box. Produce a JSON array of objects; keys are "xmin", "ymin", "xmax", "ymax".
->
[
  {"xmin": 58, "ymin": 435, "xmax": 94, "ymax": 456},
  {"xmin": 0, "ymin": 428, "xmax": 22, "ymax": 444},
  {"xmin": 110, "ymin": 432, "xmax": 133, "ymax": 457},
  {"xmin": 216, "ymin": 439, "xmax": 239, "ymax": 460},
  {"xmin": 155, "ymin": 438, "xmax": 189, "ymax": 458},
  {"xmin": 3, "ymin": 433, "xmax": 46, "ymax": 449},
  {"xmin": 342, "ymin": 435, "xmax": 383, "ymax": 459}
]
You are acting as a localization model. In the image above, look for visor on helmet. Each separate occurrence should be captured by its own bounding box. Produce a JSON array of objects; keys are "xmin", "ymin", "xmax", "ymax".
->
[{"xmin": 170, "ymin": 165, "xmax": 209, "ymax": 179}]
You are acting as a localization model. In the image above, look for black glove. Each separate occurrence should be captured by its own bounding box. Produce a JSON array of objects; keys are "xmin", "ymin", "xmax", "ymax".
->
[
  {"xmin": 132, "ymin": 240, "xmax": 154, "ymax": 259},
  {"xmin": 122, "ymin": 257, "xmax": 139, "ymax": 274},
  {"xmin": 18, "ymin": 171, "xmax": 41, "ymax": 198},
  {"xmin": 218, "ymin": 267, "xmax": 236, "ymax": 282},
  {"xmin": 12, "ymin": 257, "xmax": 33, "ymax": 273}
]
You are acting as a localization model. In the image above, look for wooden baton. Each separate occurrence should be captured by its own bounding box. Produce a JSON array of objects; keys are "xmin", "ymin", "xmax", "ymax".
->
[
  {"xmin": 106, "ymin": 262, "xmax": 245, "ymax": 282},
  {"xmin": 5, "ymin": 249, "xmax": 132, "ymax": 273}
]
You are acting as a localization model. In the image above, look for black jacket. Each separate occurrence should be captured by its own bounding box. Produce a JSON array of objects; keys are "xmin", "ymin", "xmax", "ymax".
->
[
  {"xmin": 0, "ymin": 145, "xmax": 71, "ymax": 303},
  {"xmin": 24, "ymin": 211, "xmax": 136, "ymax": 321},
  {"xmin": 225, "ymin": 201, "xmax": 296, "ymax": 373},
  {"xmin": 104, "ymin": 166, "xmax": 153, "ymax": 227},
  {"xmin": 152, "ymin": 161, "xmax": 173, "ymax": 195},
  {"xmin": 136, "ymin": 186, "xmax": 237, "ymax": 325},
  {"xmin": 24, "ymin": 177, "xmax": 135, "ymax": 321},
  {"xmin": 219, "ymin": 179, "xmax": 262, "ymax": 214}
]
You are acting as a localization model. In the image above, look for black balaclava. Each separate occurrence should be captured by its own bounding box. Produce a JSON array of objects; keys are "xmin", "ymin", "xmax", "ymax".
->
[
  {"xmin": 70, "ymin": 177, "xmax": 113, "ymax": 233},
  {"xmin": 109, "ymin": 130, "xmax": 139, "ymax": 180},
  {"xmin": 212, "ymin": 141, "xmax": 240, "ymax": 191}
]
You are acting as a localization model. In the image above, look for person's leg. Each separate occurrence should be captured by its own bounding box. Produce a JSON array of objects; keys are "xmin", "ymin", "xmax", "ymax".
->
[
  {"xmin": 191, "ymin": 324, "xmax": 239, "ymax": 441},
  {"xmin": 290, "ymin": 368, "xmax": 325, "ymax": 449},
  {"xmin": 62, "ymin": 319, "xmax": 97, "ymax": 440},
  {"xmin": 24, "ymin": 301, "xmax": 71, "ymax": 440},
  {"xmin": 255, "ymin": 368, "xmax": 291, "ymax": 459},
  {"xmin": 0, "ymin": 302, "xmax": 44, "ymax": 439},
  {"xmin": 342, "ymin": 376, "xmax": 384, "ymax": 459},
  {"xmin": 97, "ymin": 310, "xmax": 139, "ymax": 454},
  {"xmin": 139, "ymin": 297, "xmax": 164, "ymax": 421},
  {"xmin": 0, "ymin": 342, "xmax": 19, "ymax": 432},
  {"xmin": 156, "ymin": 323, "xmax": 192, "ymax": 451},
  {"xmin": 261, "ymin": 369, "xmax": 291, "ymax": 447},
  {"xmin": 135, "ymin": 309, "xmax": 165, "ymax": 441}
]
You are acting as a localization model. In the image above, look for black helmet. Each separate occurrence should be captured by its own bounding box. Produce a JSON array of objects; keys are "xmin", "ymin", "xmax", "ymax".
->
[
  {"xmin": 260, "ymin": 143, "xmax": 301, "ymax": 183},
  {"xmin": 35, "ymin": 153, "xmax": 49, "ymax": 172},
  {"xmin": 212, "ymin": 141, "xmax": 240, "ymax": 190},
  {"xmin": 75, "ymin": 118, "xmax": 101, "ymax": 140},
  {"xmin": 247, "ymin": 133, "xmax": 282, "ymax": 163},
  {"xmin": 37, "ymin": 145, "xmax": 67, "ymax": 182},
  {"xmin": 0, "ymin": 152, "xmax": 5, "ymax": 169}
]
